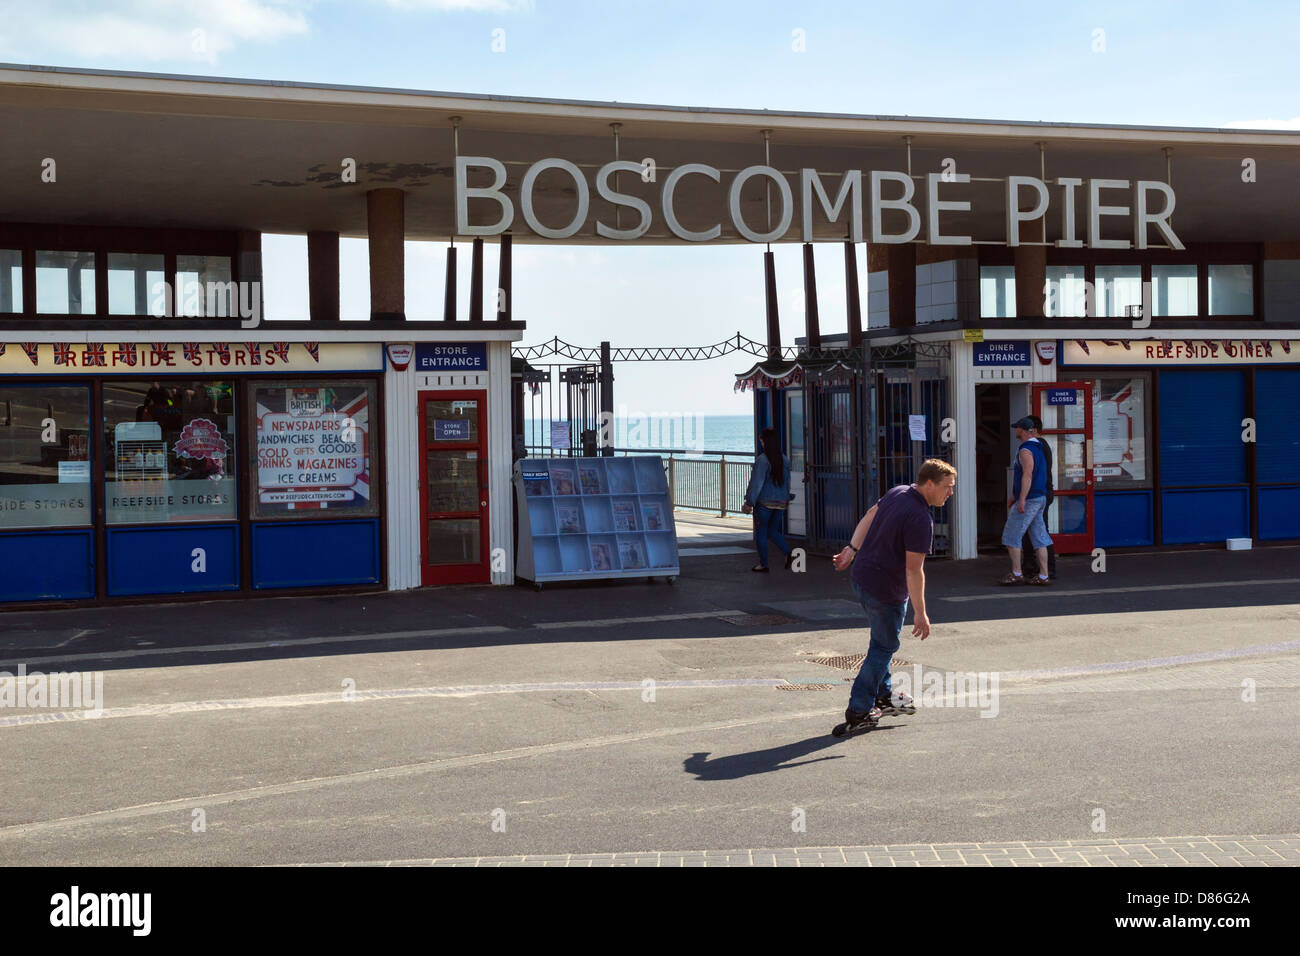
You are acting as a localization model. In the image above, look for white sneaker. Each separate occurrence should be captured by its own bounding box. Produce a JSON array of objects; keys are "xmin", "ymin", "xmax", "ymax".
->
[{"xmin": 876, "ymin": 691, "xmax": 916, "ymax": 716}]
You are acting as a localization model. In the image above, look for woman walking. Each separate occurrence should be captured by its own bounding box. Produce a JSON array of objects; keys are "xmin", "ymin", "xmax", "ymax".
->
[{"xmin": 742, "ymin": 428, "xmax": 795, "ymax": 572}]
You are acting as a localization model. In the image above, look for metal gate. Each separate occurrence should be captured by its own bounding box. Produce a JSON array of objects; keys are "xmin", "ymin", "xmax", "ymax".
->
[{"xmin": 874, "ymin": 343, "xmax": 954, "ymax": 556}]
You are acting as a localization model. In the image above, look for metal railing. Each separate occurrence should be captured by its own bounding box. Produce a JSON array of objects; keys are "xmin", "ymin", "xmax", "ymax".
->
[{"xmin": 522, "ymin": 445, "xmax": 755, "ymax": 517}]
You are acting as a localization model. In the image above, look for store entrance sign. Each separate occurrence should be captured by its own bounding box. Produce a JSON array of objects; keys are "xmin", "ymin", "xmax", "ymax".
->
[
  {"xmin": 973, "ymin": 341, "xmax": 1031, "ymax": 366},
  {"xmin": 415, "ymin": 343, "xmax": 486, "ymax": 371}
]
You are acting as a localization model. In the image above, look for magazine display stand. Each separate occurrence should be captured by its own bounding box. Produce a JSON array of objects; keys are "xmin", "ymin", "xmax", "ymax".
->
[{"xmin": 514, "ymin": 456, "xmax": 680, "ymax": 587}]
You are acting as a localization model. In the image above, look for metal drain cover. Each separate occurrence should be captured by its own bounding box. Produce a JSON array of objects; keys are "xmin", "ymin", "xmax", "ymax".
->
[{"xmin": 808, "ymin": 655, "xmax": 913, "ymax": 670}]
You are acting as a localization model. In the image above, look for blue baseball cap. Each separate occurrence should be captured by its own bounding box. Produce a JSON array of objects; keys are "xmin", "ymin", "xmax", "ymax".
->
[{"xmin": 1011, "ymin": 416, "xmax": 1035, "ymax": 430}]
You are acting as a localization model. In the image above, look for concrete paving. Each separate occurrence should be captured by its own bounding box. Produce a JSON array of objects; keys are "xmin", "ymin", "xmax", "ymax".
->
[{"xmin": 0, "ymin": 543, "xmax": 1296, "ymax": 866}]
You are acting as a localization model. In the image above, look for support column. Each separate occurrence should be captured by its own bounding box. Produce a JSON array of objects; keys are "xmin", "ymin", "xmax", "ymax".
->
[
  {"xmin": 886, "ymin": 243, "xmax": 916, "ymax": 329},
  {"xmin": 844, "ymin": 240, "xmax": 863, "ymax": 349},
  {"xmin": 366, "ymin": 188, "xmax": 405, "ymax": 322},
  {"xmin": 469, "ymin": 236, "xmax": 484, "ymax": 323},
  {"xmin": 950, "ymin": 339, "xmax": 978, "ymax": 560},
  {"xmin": 802, "ymin": 243, "xmax": 821, "ymax": 350},
  {"xmin": 235, "ymin": 230, "xmax": 263, "ymax": 324},
  {"xmin": 1014, "ymin": 244, "xmax": 1047, "ymax": 319},
  {"xmin": 497, "ymin": 234, "xmax": 512, "ymax": 322},
  {"xmin": 764, "ymin": 251, "xmax": 781, "ymax": 361},
  {"xmin": 307, "ymin": 231, "xmax": 340, "ymax": 323}
]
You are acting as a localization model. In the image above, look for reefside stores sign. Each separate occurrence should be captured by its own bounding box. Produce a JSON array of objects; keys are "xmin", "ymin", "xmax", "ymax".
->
[{"xmin": 454, "ymin": 157, "xmax": 1184, "ymax": 249}]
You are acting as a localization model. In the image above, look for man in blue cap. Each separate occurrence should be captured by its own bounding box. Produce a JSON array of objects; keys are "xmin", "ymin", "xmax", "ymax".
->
[{"xmin": 1000, "ymin": 416, "xmax": 1051, "ymax": 585}]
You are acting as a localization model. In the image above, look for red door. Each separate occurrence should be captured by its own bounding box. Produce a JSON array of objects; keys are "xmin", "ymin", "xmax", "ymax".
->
[
  {"xmin": 1033, "ymin": 381, "xmax": 1094, "ymax": 554},
  {"xmin": 418, "ymin": 391, "xmax": 490, "ymax": 585}
]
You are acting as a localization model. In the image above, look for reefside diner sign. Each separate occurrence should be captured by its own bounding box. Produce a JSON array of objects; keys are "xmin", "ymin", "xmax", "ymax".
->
[{"xmin": 454, "ymin": 157, "xmax": 1183, "ymax": 249}]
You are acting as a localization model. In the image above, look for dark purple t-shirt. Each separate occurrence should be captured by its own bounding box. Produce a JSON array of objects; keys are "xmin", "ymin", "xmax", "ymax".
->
[{"xmin": 850, "ymin": 484, "xmax": 934, "ymax": 604}]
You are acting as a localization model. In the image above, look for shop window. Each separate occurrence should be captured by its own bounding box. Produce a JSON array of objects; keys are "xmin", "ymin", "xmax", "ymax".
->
[
  {"xmin": 102, "ymin": 380, "xmax": 237, "ymax": 524},
  {"xmin": 108, "ymin": 253, "xmax": 166, "ymax": 316},
  {"xmin": 1044, "ymin": 266, "xmax": 1087, "ymax": 317},
  {"xmin": 979, "ymin": 266, "xmax": 1016, "ymax": 318},
  {"xmin": 36, "ymin": 250, "xmax": 96, "ymax": 315},
  {"xmin": 176, "ymin": 255, "xmax": 234, "ymax": 317},
  {"xmin": 1095, "ymin": 265, "xmax": 1141, "ymax": 317},
  {"xmin": 0, "ymin": 249, "xmax": 21, "ymax": 312},
  {"xmin": 1152, "ymin": 264, "xmax": 1198, "ymax": 316},
  {"xmin": 1209, "ymin": 264, "xmax": 1254, "ymax": 315},
  {"xmin": 249, "ymin": 380, "xmax": 378, "ymax": 519},
  {"xmin": 0, "ymin": 385, "xmax": 92, "ymax": 529}
]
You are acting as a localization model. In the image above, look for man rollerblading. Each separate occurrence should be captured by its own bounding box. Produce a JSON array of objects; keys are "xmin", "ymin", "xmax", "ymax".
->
[{"xmin": 831, "ymin": 459, "xmax": 956, "ymax": 735}]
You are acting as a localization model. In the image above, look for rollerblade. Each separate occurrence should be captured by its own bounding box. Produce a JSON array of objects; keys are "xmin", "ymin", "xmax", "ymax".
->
[
  {"xmin": 831, "ymin": 705, "xmax": 881, "ymax": 738},
  {"xmin": 875, "ymin": 691, "xmax": 916, "ymax": 716}
]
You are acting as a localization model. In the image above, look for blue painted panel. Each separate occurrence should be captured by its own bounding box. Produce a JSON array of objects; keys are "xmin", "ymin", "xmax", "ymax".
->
[
  {"xmin": 1161, "ymin": 488, "xmax": 1249, "ymax": 544},
  {"xmin": 252, "ymin": 519, "xmax": 380, "ymax": 589},
  {"xmin": 1094, "ymin": 492, "xmax": 1154, "ymax": 547},
  {"xmin": 1259, "ymin": 485, "xmax": 1300, "ymax": 541},
  {"xmin": 0, "ymin": 530, "xmax": 94, "ymax": 601},
  {"xmin": 1255, "ymin": 370, "xmax": 1300, "ymax": 484},
  {"xmin": 1159, "ymin": 371, "xmax": 1246, "ymax": 486},
  {"xmin": 107, "ymin": 525, "xmax": 239, "ymax": 596}
]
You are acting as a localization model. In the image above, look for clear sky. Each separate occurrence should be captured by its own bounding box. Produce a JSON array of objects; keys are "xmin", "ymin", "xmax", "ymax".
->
[{"xmin": 5, "ymin": 0, "xmax": 1298, "ymax": 413}]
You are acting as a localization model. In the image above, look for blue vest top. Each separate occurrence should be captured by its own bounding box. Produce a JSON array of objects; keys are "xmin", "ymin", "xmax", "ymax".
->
[{"xmin": 1013, "ymin": 439, "xmax": 1048, "ymax": 500}]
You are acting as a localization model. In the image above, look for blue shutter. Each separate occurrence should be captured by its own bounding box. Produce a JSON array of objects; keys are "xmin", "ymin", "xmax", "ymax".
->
[
  {"xmin": 1159, "ymin": 371, "xmax": 1246, "ymax": 486},
  {"xmin": 1256, "ymin": 369, "xmax": 1300, "ymax": 484}
]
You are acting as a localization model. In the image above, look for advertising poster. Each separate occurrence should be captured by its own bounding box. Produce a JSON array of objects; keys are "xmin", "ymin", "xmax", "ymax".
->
[{"xmin": 255, "ymin": 384, "xmax": 372, "ymax": 512}]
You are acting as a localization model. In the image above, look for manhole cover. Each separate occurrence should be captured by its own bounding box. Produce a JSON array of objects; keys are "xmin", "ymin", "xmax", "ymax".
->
[
  {"xmin": 719, "ymin": 613, "xmax": 799, "ymax": 627},
  {"xmin": 808, "ymin": 655, "xmax": 913, "ymax": 670},
  {"xmin": 775, "ymin": 683, "xmax": 837, "ymax": 691}
]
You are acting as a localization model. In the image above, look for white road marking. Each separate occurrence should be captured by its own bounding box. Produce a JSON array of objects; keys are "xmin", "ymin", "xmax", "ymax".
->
[
  {"xmin": 533, "ymin": 609, "xmax": 743, "ymax": 630},
  {"xmin": 0, "ymin": 677, "xmax": 787, "ymax": 728},
  {"xmin": 941, "ymin": 577, "xmax": 1300, "ymax": 602},
  {"xmin": 0, "ymin": 706, "xmax": 836, "ymax": 838},
  {"xmin": 0, "ymin": 625, "xmax": 510, "ymax": 669}
]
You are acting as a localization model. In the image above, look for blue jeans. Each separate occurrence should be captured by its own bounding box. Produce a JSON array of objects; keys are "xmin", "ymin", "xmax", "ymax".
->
[
  {"xmin": 752, "ymin": 504, "xmax": 791, "ymax": 568},
  {"xmin": 848, "ymin": 580, "xmax": 908, "ymax": 712}
]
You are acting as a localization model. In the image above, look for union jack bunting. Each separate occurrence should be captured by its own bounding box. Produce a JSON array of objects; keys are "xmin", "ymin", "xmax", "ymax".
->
[
  {"xmin": 0, "ymin": 344, "xmax": 5, "ymax": 357},
  {"xmin": 304, "ymin": 342, "xmax": 320, "ymax": 362},
  {"xmin": 183, "ymin": 343, "xmax": 203, "ymax": 363},
  {"xmin": 268, "ymin": 342, "xmax": 290, "ymax": 362},
  {"xmin": 113, "ymin": 343, "xmax": 138, "ymax": 366},
  {"xmin": 82, "ymin": 343, "xmax": 107, "ymax": 366},
  {"xmin": 53, "ymin": 343, "xmax": 75, "ymax": 365},
  {"xmin": 212, "ymin": 342, "xmax": 231, "ymax": 365},
  {"xmin": 20, "ymin": 343, "xmax": 39, "ymax": 364},
  {"xmin": 244, "ymin": 342, "xmax": 262, "ymax": 365},
  {"xmin": 150, "ymin": 343, "xmax": 175, "ymax": 364}
]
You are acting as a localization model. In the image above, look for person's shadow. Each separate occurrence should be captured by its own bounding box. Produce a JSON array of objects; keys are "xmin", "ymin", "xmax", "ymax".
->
[{"xmin": 683, "ymin": 727, "xmax": 897, "ymax": 781}]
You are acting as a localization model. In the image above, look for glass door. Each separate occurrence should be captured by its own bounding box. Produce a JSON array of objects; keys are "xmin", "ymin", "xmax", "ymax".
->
[
  {"xmin": 419, "ymin": 391, "xmax": 489, "ymax": 585},
  {"xmin": 1034, "ymin": 381, "xmax": 1094, "ymax": 554}
]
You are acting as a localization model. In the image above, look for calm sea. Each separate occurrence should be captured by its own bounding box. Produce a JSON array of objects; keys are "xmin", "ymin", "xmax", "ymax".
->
[{"xmin": 525, "ymin": 414, "xmax": 756, "ymax": 457}]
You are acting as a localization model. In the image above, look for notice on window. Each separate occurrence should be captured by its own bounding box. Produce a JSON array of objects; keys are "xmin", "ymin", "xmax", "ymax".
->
[
  {"xmin": 908, "ymin": 415, "xmax": 927, "ymax": 442},
  {"xmin": 550, "ymin": 421, "xmax": 571, "ymax": 450},
  {"xmin": 255, "ymin": 385, "xmax": 371, "ymax": 511}
]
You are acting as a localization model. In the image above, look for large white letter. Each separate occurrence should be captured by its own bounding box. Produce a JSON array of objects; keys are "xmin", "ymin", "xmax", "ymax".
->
[
  {"xmin": 1134, "ymin": 181, "xmax": 1183, "ymax": 250},
  {"xmin": 1056, "ymin": 177, "xmax": 1083, "ymax": 248},
  {"xmin": 520, "ymin": 158, "xmax": 589, "ymax": 240},
  {"xmin": 870, "ymin": 170, "xmax": 921, "ymax": 244},
  {"xmin": 1088, "ymin": 179, "xmax": 1131, "ymax": 249},
  {"xmin": 801, "ymin": 169, "xmax": 862, "ymax": 243},
  {"xmin": 595, "ymin": 161, "xmax": 652, "ymax": 240},
  {"xmin": 662, "ymin": 163, "xmax": 721, "ymax": 242},
  {"xmin": 1006, "ymin": 176, "xmax": 1050, "ymax": 247},
  {"xmin": 729, "ymin": 166, "xmax": 793, "ymax": 243},
  {"xmin": 927, "ymin": 172, "xmax": 972, "ymax": 245},
  {"xmin": 455, "ymin": 157, "xmax": 513, "ymax": 236}
]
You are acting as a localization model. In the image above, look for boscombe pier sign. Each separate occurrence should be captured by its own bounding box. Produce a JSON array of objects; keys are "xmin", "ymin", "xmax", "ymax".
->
[{"xmin": 454, "ymin": 157, "xmax": 1184, "ymax": 249}]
